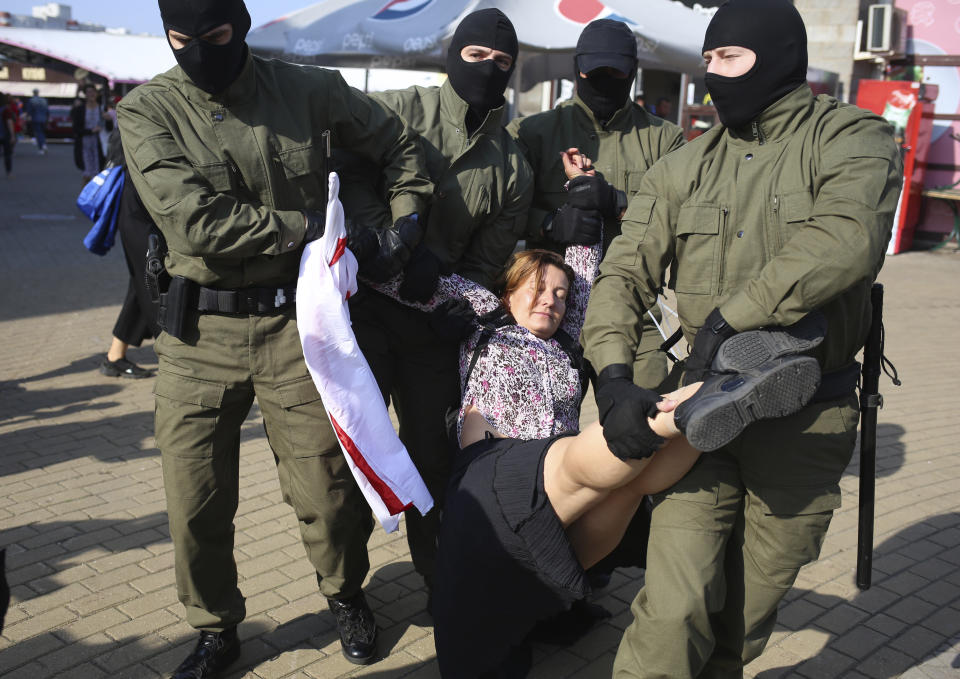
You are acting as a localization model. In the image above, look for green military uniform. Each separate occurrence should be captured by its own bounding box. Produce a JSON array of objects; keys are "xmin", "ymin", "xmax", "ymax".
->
[
  {"xmin": 338, "ymin": 79, "xmax": 533, "ymax": 581},
  {"xmin": 508, "ymin": 95, "xmax": 684, "ymax": 389},
  {"xmin": 118, "ymin": 54, "xmax": 432, "ymax": 631},
  {"xmin": 582, "ymin": 85, "xmax": 902, "ymax": 677}
]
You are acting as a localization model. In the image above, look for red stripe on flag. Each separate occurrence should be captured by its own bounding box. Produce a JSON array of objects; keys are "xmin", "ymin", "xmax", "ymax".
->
[
  {"xmin": 329, "ymin": 237, "xmax": 347, "ymax": 266},
  {"xmin": 329, "ymin": 414, "xmax": 412, "ymax": 515}
]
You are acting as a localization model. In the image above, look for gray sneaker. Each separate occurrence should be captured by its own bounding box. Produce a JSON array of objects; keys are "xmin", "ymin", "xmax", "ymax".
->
[
  {"xmin": 675, "ymin": 355, "xmax": 821, "ymax": 452},
  {"xmin": 712, "ymin": 311, "xmax": 827, "ymax": 373}
]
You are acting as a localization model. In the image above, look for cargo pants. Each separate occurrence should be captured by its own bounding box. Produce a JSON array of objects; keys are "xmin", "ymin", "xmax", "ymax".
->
[
  {"xmin": 614, "ymin": 394, "xmax": 860, "ymax": 678},
  {"xmin": 154, "ymin": 308, "xmax": 374, "ymax": 631},
  {"xmin": 349, "ymin": 289, "xmax": 461, "ymax": 584}
]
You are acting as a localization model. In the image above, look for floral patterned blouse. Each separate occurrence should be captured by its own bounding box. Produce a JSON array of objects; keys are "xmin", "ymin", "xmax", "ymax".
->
[{"xmin": 370, "ymin": 242, "xmax": 600, "ymax": 442}]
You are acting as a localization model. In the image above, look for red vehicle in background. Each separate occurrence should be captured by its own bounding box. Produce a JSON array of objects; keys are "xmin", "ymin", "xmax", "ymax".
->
[{"xmin": 45, "ymin": 104, "xmax": 74, "ymax": 139}]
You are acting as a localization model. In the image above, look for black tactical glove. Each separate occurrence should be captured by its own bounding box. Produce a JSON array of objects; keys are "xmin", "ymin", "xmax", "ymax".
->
[
  {"xmin": 544, "ymin": 204, "xmax": 603, "ymax": 246},
  {"xmin": 399, "ymin": 244, "xmax": 442, "ymax": 303},
  {"xmin": 682, "ymin": 307, "xmax": 737, "ymax": 385},
  {"xmin": 595, "ymin": 364, "xmax": 665, "ymax": 460},
  {"xmin": 428, "ymin": 298, "xmax": 478, "ymax": 342},
  {"xmin": 565, "ymin": 175, "xmax": 627, "ymax": 220},
  {"xmin": 345, "ymin": 218, "xmax": 379, "ymax": 265},
  {"xmin": 303, "ymin": 210, "xmax": 325, "ymax": 242},
  {"xmin": 363, "ymin": 214, "xmax": 424, "ymax": 283}
]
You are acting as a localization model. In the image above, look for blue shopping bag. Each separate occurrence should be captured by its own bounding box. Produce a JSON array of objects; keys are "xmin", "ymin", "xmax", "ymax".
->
[{"xmin": 77, "ymin": 165, "xmax": 125, "ymax": 255}]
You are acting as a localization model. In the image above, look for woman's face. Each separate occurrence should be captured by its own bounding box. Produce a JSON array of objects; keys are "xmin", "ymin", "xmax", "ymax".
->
[{"xmin": 506, "ymin": 264, "xmax": 569, "ymax": 340}]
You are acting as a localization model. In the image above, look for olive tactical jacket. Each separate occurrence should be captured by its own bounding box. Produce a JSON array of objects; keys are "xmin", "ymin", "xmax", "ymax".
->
[
  {"xmin": 507, "ymin": 94, "xmax": 685, "ymax": 253},
  {"xmin": 583, "ymin": 85, "xmax": 904, "ymax": 374},
  {"xmin": 338, "ymin": 79, "xmax": 533, "ymax": 289},
  {"xmin": 118, "ymin": 54, "xmax": 433, "ymax": 288}
]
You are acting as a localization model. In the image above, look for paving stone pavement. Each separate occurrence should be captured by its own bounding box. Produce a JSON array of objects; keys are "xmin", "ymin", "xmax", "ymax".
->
[{"xmin": 1, "ymin": 141, "xmax": 958, "ymax": 679}]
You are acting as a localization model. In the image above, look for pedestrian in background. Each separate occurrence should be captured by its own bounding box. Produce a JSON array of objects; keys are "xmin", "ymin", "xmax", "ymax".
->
[
  {"xmin": 71, "ymin": 83, "xmax": 105, "ymax": 182},
  {"xmin": 581, "ymin": 1, "xmax": 903, "ymax": 676},
  {"xmin": 118, "ymin": 0, "xmax": 433, "ymax": 675},
  {"xmin": 98, "ymin": 130, "xmax": 161, "ymax": 380},
  {"xmin": 0, "ymin": 93, "xmax": 16, "ymax": 179},
  {"xmin": 25, "ymin": 88, "xmax": 49, "ymax": 154}
]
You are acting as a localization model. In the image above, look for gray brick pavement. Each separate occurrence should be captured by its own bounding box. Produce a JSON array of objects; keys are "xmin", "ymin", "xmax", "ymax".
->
[{"xmin": 1, "ymin": 141, "xmax": 959, "ymax": 678}]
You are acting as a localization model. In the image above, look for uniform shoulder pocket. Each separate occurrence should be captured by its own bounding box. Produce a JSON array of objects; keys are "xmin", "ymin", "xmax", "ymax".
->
[
  {"xmin": 624, "ymin": 194, "xmax": 656, "ymax": 224},
  {"xmin": 135, "ymin": 135, "xmax": 185, "ymax": 172}
]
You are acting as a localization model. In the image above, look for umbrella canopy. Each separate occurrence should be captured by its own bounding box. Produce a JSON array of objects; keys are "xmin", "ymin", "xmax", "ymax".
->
[
  {"xmin": 0, "ymin": 27, "xmax": 174, "ymax": 86},
  {"xmin": 248, "ymin": 0, "xmax": 711, "ymax": 91}
]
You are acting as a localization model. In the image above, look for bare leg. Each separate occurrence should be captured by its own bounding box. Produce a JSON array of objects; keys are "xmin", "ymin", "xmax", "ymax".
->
[
  {"xmin": 107, "ymin": 336, "xmax": 128, "ymax": 362},
  {"xmin": 541, "ymin": 383, "xmax": 703, "ymax": 567},
  {"xmin": 566, "ymin": 438, "xmax": 700, "ymax": 568}
]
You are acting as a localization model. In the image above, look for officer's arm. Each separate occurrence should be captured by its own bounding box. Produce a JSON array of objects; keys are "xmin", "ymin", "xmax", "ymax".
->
[
  {"xmin": 334, "ymin": 149, "xmax": 394, "ymax": 232},
  {"xmin": 505, "ymin": 116, "xmax": 554, "ymax": 241},
  {"xmin": 117, "ymin": 102, "xmax": 308, "ymax": 259},
  {"xmin": 719, "ymin": 115, "xmax": 902, "ymax": 332},
  {"xmin": 325, "ymin": 75, "xmax": 433, "ymax": 222},
  {"xmin": 455, "ymin": 152, "xmax": 534, "ymax": 289},
  {"xmin": 582, "ymin": 163, "xmax": 677, "ymax": 373}
]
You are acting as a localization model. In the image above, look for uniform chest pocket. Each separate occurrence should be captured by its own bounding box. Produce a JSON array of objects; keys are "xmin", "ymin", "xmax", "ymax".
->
[
  {"xmin": 674, "ymin": 204, "xmax": 722, "ymax": 295},
  {"xmin": 279, "ymin": 145, "xmax": 325, "ymax": 211},
  {"xmin": 626, "ymin": 169, "xmax": 647, "ymax": 194}
]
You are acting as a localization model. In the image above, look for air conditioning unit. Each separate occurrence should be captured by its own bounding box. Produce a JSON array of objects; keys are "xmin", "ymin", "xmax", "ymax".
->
[{"xmin": 866, "ymin": 4, "xmax": 907, "ymax": 53}]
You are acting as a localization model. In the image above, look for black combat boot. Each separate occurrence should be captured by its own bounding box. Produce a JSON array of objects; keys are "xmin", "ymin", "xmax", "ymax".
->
[
  {"xmin": 169, "ymin": 627, "xmax": 240, "ymax": 679},
  {"xmin": 675, "ymin": 355, "xmax": 821, "ymax": 452},
  {"xmin": 327, "ymin": 591, "xmax": 377, "ymax": 665}
]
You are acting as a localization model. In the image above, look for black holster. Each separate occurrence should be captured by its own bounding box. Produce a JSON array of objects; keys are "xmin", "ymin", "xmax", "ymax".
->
[
  {"xmin": 158, "ymin": 275, "xmax": 197, "ymax": 341},
  {"xmin": 145, "ymin": 233, "xmax": 170, "ymax": 304}
]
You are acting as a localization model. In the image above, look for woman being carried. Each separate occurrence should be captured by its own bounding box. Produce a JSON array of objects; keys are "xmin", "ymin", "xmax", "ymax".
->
[{"xmin": 361, "ymin": 151, "xmax": 824, "ymax": 678}]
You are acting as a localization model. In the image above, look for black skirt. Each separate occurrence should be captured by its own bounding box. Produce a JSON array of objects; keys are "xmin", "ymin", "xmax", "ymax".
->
[{"xmin": 433, "ymin": 433, "xmax": 589, "ymax": 678}]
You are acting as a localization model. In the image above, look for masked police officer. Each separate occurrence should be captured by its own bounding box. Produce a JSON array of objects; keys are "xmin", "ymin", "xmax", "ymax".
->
[
  {"xmin": 337, "ymin": 8, "xmax": 533, "ymax": 595},
  {"xmin": 507, "ymin": 19, "xmax": 685, "ymax": 392},
  {"xmin": 117, "ymin": 1, "xmax": 433, "ymax": 675},
  {"xmin": 580, "ymin": 1, "xmax": 903, "ymax": 676}
]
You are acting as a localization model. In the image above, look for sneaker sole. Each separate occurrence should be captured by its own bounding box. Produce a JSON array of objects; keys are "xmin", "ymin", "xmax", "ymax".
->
[
  {"xmin": 684, "ymin": 356, "xmax": 821, "ymax": 452},
  {"xmin": 712, "ymin": 314, "xmax": 827, "ymax": 373}
]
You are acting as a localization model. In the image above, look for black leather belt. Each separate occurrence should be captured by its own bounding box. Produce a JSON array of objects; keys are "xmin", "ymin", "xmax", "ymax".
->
[
  {"xmin": 197, "ymin": 284, "xmax": 297, "ymax": 315},
  {"xmin": 811, "ymin": 361, "xmax": 860, "ymax": 403}
]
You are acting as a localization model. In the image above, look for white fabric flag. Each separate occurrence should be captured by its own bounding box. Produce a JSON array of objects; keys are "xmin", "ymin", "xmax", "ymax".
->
[{"xmin": 297, "ymin": 172, "xmax": 434, "ymax": 533}]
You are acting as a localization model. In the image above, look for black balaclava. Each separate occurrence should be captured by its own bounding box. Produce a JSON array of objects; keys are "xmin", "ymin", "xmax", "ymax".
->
[
  {"xmin": 575, "ymin": 19, "xmax": 637, "ymax": 124},
  {"xmin": 446, "ymin": 8, "xmax": 518, "ymax": 128},
  {"xmin": 159, "ymin": 0, "xmax": 252, "ymax": 95},
  {"xmin": 702, "ymin": 0, "xmax": 807, "ymax": 129}
]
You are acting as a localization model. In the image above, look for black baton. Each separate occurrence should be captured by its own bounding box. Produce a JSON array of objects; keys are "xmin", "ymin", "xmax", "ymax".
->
[{"xmin": 856, "ymin": 283, "xmax": 884, "ymax": 590}]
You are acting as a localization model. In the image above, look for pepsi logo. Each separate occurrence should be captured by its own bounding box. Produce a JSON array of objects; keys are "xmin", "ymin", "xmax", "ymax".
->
[
  {"xmin": 372, "ymin": 0, "xmax": 434, "ymax": 21},
  {"xmin": 556, "ymin": 0, "xmax": 636, "ymax": 25}
]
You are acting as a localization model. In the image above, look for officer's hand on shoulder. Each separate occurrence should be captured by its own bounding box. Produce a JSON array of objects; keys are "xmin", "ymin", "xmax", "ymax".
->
[
  {"xmin": 682, "ymin": 308, "xmax": 737, "ymax": 386},
  {"xmin": 565, "ymin": 175, "xmax": 628, "ymax": 221},
  {"xmin": 545, "ymin": 203, "xmax": 603, "ymax": 246},
  {"xmin": 398, "ymin": 244, "xmax": 443, "ymax": 304},
  {"xmin": 595, "ymin": 364, "xmax": 665, "ymax": 460}
]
